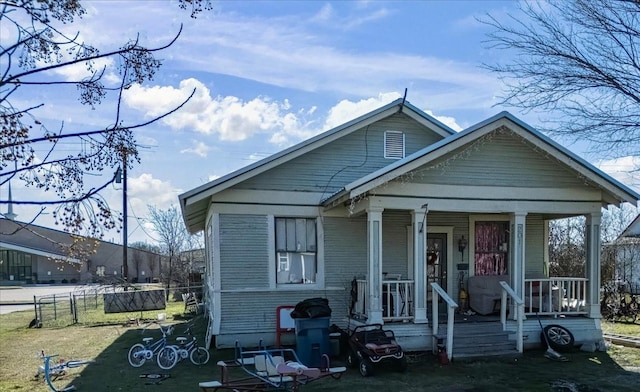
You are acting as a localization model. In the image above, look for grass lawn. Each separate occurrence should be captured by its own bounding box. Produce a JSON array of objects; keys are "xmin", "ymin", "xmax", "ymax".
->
[{"xmin": 0, "ymin": 305, "xmax": 638, "ymax": 392}]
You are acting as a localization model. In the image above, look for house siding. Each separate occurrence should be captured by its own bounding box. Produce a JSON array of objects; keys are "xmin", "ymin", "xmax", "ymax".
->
[
  {"xmin": 525, "ymin": 215, "xmax": 546, "ymax": 277},
  {"xmin": 235, "ymin": 113, "xmax": 444, "ymax": 197},
  {"xmin": 382, "ymin": 211, "xmax": 411, "ymax": 278},
  {"xmin": 410, "ymin": 129, "xmax": 592, "ymax": 189},
  {"xmin": 219, "ymin": 214, "xmax": 269, "ymax": 290}
]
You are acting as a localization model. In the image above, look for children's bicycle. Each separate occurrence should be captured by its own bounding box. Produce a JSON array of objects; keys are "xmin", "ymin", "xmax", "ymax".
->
[
  {"xmin": 37, "ymin": 352, "xmax": 94, "ymax": 392},
  {"xmin": 127, "ymin": 321, "xmax": 178, "ymax": 370},
  {"xmin": 172, "ymin": 320, "xmax": 210, "ymax": 366}
]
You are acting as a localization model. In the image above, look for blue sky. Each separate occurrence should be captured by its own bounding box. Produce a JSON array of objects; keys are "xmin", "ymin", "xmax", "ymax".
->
[{"xmin": 3, "ymin": 0, "xmax": 637, "ymax": 244}]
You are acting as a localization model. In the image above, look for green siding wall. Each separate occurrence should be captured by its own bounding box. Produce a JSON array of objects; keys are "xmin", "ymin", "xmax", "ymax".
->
[
  {"xmin": 410, "ymin": 129, "xmax": 590, "ymax": 189},
  {"xmin": 219, "ymin": 214, "xmax": 269, "ymax": 290},
  {"xmin": 235, "ymin": 113, "xmax": 444, "ymax": 197}
]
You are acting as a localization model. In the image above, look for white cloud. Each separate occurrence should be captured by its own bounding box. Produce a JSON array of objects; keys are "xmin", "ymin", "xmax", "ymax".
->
[
  {"xmin": 424, "ymin": 110, "xmax": 463, "ymax": 132},
  {"xmin": 322, "ymin": 92, "xmax": 462, "ymax": 132},
  {"xmin": 127, "ymin": 173, "xmax": 181, "ymax": 212},
  {"xmin": 180, "ymin": 140, "xmax": 211, "ymax": 157},
  {"xmin": 596, "ymin": 156, "xmax": 640, "ymax": 192},
  {"xmin": 123, "ymin": 78, "xmax": 317, "ymax": 146},
  {"xmin": 324, "ymin": 92, "xmax": 402, "ymax": 130}
]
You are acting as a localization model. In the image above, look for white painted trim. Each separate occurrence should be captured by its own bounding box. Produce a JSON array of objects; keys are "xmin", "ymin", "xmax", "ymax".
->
[
  {"xmin": 212, "ymin": 213, "xmax": 221, "ymax": 335},
  {"xmin": 271, "ymin": 216, "xmax": 325, "ymax": 291},
  {"xmin": 381, "ymin": 183, "xmax": 602, "ymax": 201},
  {"xmin": 363, "ymin": 196, "xmax": 602, "ymax": 214},
  {"xmin": 268, "ymin": 215, "xmax": 276, "ymax": 289},
  {"xmin": 406, "ymin": 225, "xmax": 413, "ymax": 280},
  {"xmin": 427, "ymin": 226, "xmax": 455, "ymax": 294},
  {"xmin": 212, "ymin": 204, "xmax": 322, "ymax": 216},
  {"xmin": 212, "ymin": 189, "xmax": 328, "ymax": 205}
]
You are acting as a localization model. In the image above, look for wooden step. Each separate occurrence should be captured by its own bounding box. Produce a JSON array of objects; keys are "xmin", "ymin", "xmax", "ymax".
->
[{"xmin": 433, "ymin": 321, "xmax": 522, "ymax": 359}]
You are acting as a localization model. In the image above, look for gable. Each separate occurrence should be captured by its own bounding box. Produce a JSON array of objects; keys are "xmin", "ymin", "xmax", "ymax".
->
[
  {"xmin": 325, "ymin": 113, "xmax": 640, "ymax": 209},
  {"xmin": 234, "ymin": 113, "xmax": 446, "ymax": 197},
  {"xmin": 406, "ymin": 127, "xmax": 590, "ymax": 189}
]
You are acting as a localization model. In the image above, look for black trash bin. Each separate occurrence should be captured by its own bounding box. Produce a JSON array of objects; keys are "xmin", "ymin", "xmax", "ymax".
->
[{"xmin": 294, "ymin": 317, "xmax": 330, "ymax": 367}]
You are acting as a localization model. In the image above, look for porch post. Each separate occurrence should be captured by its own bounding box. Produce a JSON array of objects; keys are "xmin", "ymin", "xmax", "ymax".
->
[
  {"xmin": 413, "ymin": 209, "xmax": 428, "ymax": 323},
  {"xmin": 585, "ymin": 212, "xmax": 602, "ymax": 318},
  {"xmin": 510, "ymin": 213, "xmax": 527, "ymax": 320},
  {"xmin": 367, "ymin": 207, "xmax": 384, "ymax": 324}
]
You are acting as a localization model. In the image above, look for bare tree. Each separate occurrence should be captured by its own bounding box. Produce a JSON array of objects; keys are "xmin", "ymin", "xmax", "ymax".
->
[
  {"xmin": 147, "ymin": 205, "xmax": 189, "ymax": 299},
  {"xmin": 482, "ymin": 1, "xmax": 640, "ymax": 165},
  {"xmin": 549, "ymin": 217, "xmax": 586, "ymax": 277},
  {"xmin": 0, "ymin": 1, "xmax": 211, "ymax": 240}
]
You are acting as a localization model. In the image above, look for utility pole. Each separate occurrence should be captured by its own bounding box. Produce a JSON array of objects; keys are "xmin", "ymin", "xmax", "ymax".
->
[
  {"xmin": 122, "ymin": 152, "xmax": 128, "ymax": 283},
  {"xmin": 115, "ymin": 152, "xmax": 128, "ymax": 283}
]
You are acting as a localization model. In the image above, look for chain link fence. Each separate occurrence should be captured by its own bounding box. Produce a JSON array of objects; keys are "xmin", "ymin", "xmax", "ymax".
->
[{"xmin": 32, "ymin": 284, "xmax": 203, "ymax": 327}]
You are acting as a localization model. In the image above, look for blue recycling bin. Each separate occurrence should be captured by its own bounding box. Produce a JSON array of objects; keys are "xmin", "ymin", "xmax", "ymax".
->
[{"xmin": 294, "ymin": 317, "xmax": 330, "ymax": 367}]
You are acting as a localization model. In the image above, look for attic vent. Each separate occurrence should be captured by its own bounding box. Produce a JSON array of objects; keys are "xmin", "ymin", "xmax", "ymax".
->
[{"xmin": 384, "ymin": 131, "xmax": 405, "ymax": 159}]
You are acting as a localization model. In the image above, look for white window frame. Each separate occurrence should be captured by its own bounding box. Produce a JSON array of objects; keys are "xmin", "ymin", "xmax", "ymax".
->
[
  {"xmin": 384, "ymin": 130, "xmax": 405, "ymax": 159},
  {"xmin": 268, "ymin": 214, "xmax": 324, "ymax": 290}
]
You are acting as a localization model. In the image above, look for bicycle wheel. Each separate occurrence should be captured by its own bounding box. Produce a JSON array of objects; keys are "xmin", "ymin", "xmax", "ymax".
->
[
  {"xmin": 128, "ymin": 343, "xmax": 146, "ymax": 367},
  {"xmin": 189, "ymin": 347, "xmax": 210, "ymax": 365},
  {"xmin": 157, "ymin": 346, "xmax": 178, "ymax": 370}
]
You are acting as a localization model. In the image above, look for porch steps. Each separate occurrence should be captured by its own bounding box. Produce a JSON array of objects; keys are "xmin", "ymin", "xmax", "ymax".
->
[{"xmin": 434, "ymin": 321, "xmax": 521, "ymax": 359}]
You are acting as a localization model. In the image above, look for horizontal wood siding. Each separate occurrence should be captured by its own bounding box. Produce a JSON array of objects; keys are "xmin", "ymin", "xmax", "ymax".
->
[
  {"xmin": 410, "ymin": 128, "xmax": 592, "ymax": 189},
  {"xmin": 382, "ymin": 210, "xmax": 411, "ymax": 278},
  {"xmin": 324, "ymin": 216, "xmax": 367, "ymax": 287},
  {"xmin": 219, "ymin": 214, "xmax": 269, "ymax": 290},
  {"xmin": 525, "ymin": 215, "xmax": 546, "ymax": 276},
  {"xmin": 235, "ymin": 113, "xmax": 444, "ymax": 197},
  {"xmin": 219, "ymin": 290, "xmax": 349, "ymax": 339}
]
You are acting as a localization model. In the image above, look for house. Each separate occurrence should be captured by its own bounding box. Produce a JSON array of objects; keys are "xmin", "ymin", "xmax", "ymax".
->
[
  {"xmin": 0, "ymin": 218, "xmax": 162, "ymax": 284},
  {"xmin": 179, "ymin": 99, "xmax": 639, "ymax": 357},
  {"xmin": 604, "ymin": 215, "xmax": 640, "ymax": 294}
]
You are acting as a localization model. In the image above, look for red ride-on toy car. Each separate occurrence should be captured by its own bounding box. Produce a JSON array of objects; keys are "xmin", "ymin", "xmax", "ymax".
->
[{"xmin": 346, "ymin": 324, "xmax": 407, "ymax": 377}]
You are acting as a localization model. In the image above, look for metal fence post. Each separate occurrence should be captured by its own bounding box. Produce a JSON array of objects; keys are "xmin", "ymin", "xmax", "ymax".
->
[{"xmin": 53, "ymin": 294, "xmax": 57, "ymax": 320}]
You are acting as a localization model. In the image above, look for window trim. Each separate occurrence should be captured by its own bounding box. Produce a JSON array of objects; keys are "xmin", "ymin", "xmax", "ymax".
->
[{"xmin": 268, "ymin": 215, "xmax": 324, "ymax": 290}]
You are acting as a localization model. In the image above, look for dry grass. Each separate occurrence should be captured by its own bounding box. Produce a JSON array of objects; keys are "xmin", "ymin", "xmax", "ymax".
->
[{"xmin": 0, "ymin": 307, "xmax": 638, "ymax": 392}]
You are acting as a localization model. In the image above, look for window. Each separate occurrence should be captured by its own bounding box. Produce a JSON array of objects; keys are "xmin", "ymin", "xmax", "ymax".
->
[
  {"xmin": 384, "ymin": 131, "xmax": 405, "ymax": 159},
  {"xmin": 275, "ymin": 218, "xmax": 317, "ymax": 284},
  {"xmin": 96, "ymin": 265, "xmax": 106, "ymax": 277},
  {"xmin": 474, "ymin": 221, "xmax": 509, "ymax": 276}
]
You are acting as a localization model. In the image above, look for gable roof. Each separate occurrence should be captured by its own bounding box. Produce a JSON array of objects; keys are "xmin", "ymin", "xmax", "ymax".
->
[
  {"xmin": 322, "ymin": 111, "xmax": 640, "ymax": 209},
  {"xmin": 179, "ymin": 99, "xmax": 456, "ymax": 233},
  {"xmin": 620, "ymin": 214, "xmax": 640, "ymax": 239}
]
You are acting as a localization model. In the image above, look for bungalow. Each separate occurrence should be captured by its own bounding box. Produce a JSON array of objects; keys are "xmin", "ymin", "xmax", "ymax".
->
[{"xmin": 179, "ymin": 99, "xmax": 639, "ymax": 358}]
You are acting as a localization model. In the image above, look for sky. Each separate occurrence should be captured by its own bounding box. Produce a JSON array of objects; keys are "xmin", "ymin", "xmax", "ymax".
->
[{"xmin": 2, "ymin": 0, "xmax": 638, "ymax": 245}]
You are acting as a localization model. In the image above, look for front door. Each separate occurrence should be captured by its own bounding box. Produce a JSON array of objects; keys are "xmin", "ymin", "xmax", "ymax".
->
[{"xmin": 427, "ymin": 233, "xmax": 447, "ymax": 297}]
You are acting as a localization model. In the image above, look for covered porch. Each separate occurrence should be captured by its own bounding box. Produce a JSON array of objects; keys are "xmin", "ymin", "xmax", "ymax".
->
[
  {"xmin": 327, "ymin": 193, "xmax": 605, "ymax": 357},
  {"xmin": 351, "ymin": 275, "xmax": 590, "ymax": 323}
]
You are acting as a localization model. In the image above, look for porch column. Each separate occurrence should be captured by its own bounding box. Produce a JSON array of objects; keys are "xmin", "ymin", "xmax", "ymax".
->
[
  {"xmin": 367, "ymin": 207, "xmax": 384, "ymax": 324},
  {"xmin": 510, "ymin": 212, "xmax": 527, "ymax": 320},
  {"xmin": 585, "ymin": 212, "xmax": 602, "ymax": 318},
  {"xmin": 413, "ymin": 209, "xmax": 428, "ymax": 323}
]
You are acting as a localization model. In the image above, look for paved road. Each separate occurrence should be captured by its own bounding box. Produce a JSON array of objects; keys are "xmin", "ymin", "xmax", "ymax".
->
[{"xmin": 0, "ymin": 285, "xmax": 82, "ymax": 315}]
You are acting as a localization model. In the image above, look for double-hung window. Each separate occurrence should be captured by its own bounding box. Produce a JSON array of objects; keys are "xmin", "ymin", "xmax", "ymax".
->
[{"xmin": 275, "ymin": 218, "xmax": 317, "ymax": 284}]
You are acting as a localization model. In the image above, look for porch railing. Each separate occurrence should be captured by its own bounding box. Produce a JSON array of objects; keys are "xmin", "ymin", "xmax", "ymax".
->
[
  {"xmin": 499, "ymin": 281, "xmax": 524, "ymax": 353},
  {"xmin": 383, "ymin": 279, "xmax": 414, "ymax": 321},
  {"xmin": 431, "ymin": 282, "xmax": 458, "ymax": 361},
  {"xmin": 524, "ymin": 277, "xmax": 588, "ymax": 316},
  {"xmin": 353, "ymin": 279, "xmax": 415, "ymax": 321}
]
